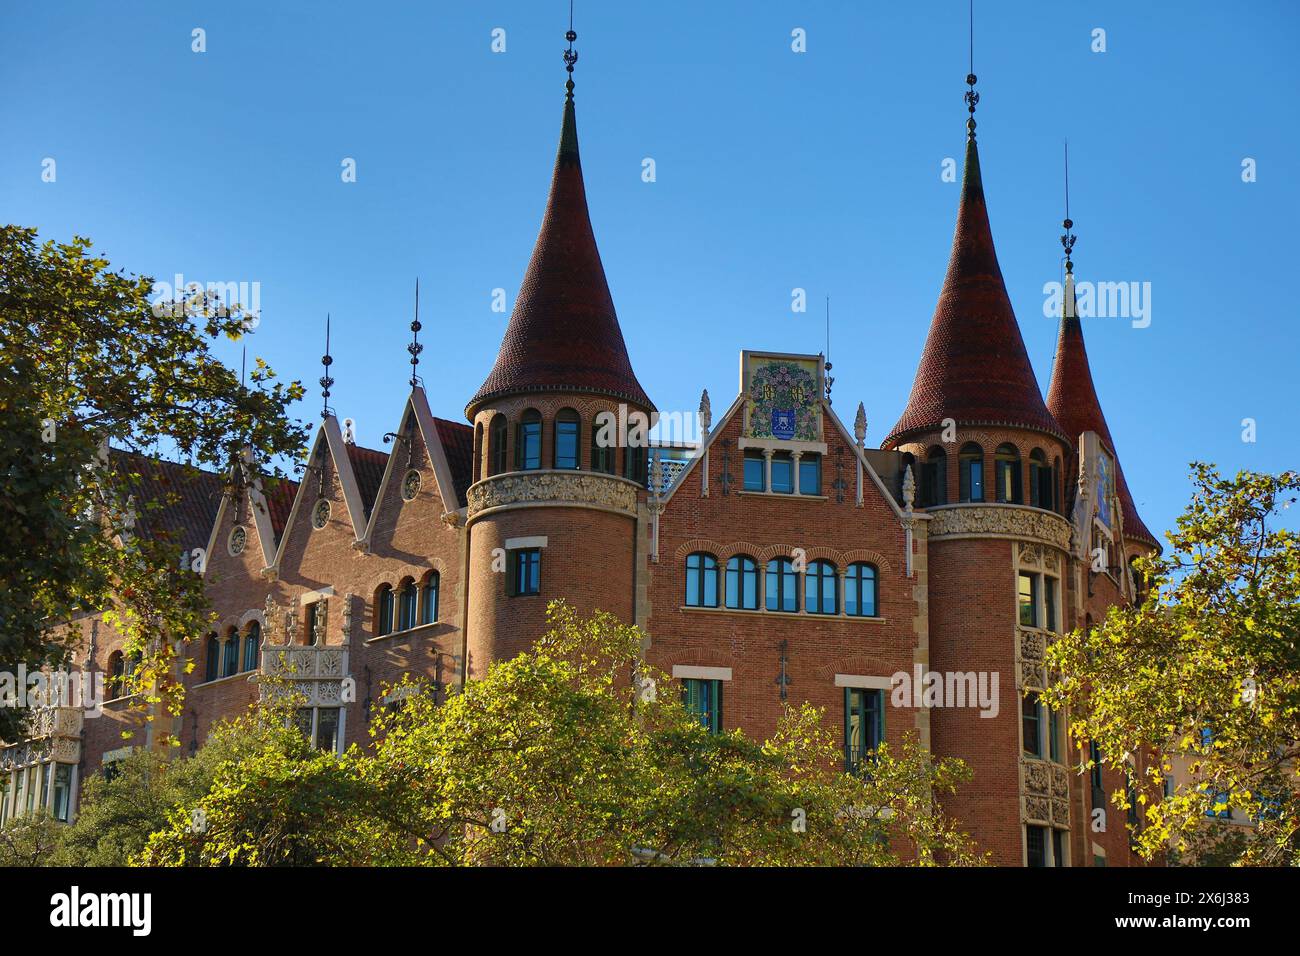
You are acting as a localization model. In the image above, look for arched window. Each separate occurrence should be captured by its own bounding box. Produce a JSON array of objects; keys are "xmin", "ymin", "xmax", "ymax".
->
[
  {"xmin": 845, "ymin": 563, "xmax": 878, "ymax": 617},
  {"xmin": 625, "ymin": 444, "xmax": 647, "ymax": 487},
  {"xmin": 805, "ymin": 560, "xmax": 838, "ymax": 614},
  {"xmin": 765, "ymin": 557, "xmax": 798, "ymax": 613},
  {"xmin": 921, "ymin": 446, "xmax": 947, "ymax": 507},
  {"xmin": 1028, "ymin": 449, "xmax": 1048, "ymax": 508},
  {"xmin": 376, "ymin": 584, "xmax": 394, "ymax": 637},
  {"xmin": 685, "ymin": 552, "xmax": 719, "ymax": 607},
  {"xmin": 489, "ymin": 415, "xmax": 508, "ymax": 477},
  {"xmin": 995, "ymin": 443, "xmax": 1022, "ymax": 503},
  {"xmin": 554, "ymin": 409, "xmax": 580, "ymax": 470},
  {"xmin": 205, "ymin": 633, "xmax": 220, "ymax": 682},
  {"xmin": 420, "ymin": 571, "xmax": 440, "ymax": 625},
  {"xmin": 107, "ymin": 651, "xmax": 126, "ymax": 697},
  {"xmin": 516, "ymin": 410, "xmax": 542, "ymax": 470},
  {"xmin": 959, "ymin": 443, "xmax": 984, "ymax": 502},
  {"xmin": 242, "ymin": 621, "xmax": 261, "ymax": 672},
  {"xmin": 222, "ymin": 627, "xmax": 240, "ymax": 678},
  {"xmin": 591, "ymin": 421, "xmax": 614, "ymax": 474},
  {"xmin": 398, "ymin": 578, "xmax": 418, "ymax": 631},
  {"xmin": 725, "ymin": 555, "xmax": 759, "ymax": 610}
]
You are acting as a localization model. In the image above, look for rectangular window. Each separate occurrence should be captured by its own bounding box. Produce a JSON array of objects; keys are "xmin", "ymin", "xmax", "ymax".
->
[
  {"xmin": 517, "ymin": 421, "xmax": 541, "ymax": 470},
  {"xmin": 555, "ymin": 419, "xmax": 579, "ymax": 469},
  {"xmin": 52, "ymin": 764, "xmax": 72, "ymax": 822},
  {"xmin": 743, "ymin": 452, "xmax": 765, "ymax": 491},
  {"xmin": 1044, "ymin": 576, "xmax": 1058, "ymax": 633},
  {"xmin": 306, "ymin": 601, "xmax": 321, "ymax": 645},
  {"xmin": 1048, "ymin": 707, "xmax": 1061, "ymax": 762},
  {"xmin": 624, "ymin": 445, "xmax": 647, "ymax": 486},
  {"xmin": 770, "ymin": 453, "xmax": 794, "ymax": 494},
  {"xmin": 1026, "ymin": 824, "xmax": 1047, "ymax": 867},
  {"xmin": 1051, "ymin": 828, "xmax": 1067, "ymax": 867},
  {"xmin": 961, "ymin": 459, "xmax": 984, "ymax": 502},
  {"xmin": 316, "ymin": 707, "xmax": 340, "ymax": 753},
  {"xmin": 845, "ymin": 688, "xmax": 884, "ymax": 773},
  {"xmin": 510, "ymin": 548, "xmax": 541, "ymax": 596},
  {"xmin": 682, "ymin": 678, "xmax": 722, "ymax": 734},
  {"xmin": 1090, "ymin": 740, "xmax": 1104, "ymax": 806},
  {"xmin": 1018, "ymin": 572, "xmax": 1038, "ymax": 628},
  {"xmin": 798, "ymin": 455, "xmax": 821, "ymax": 495},
  {"xmin": 591, "ymin": 427, "xmax": 614, "ymax": 474},
  {"xmin": 1022, "ymin": 693, "xmax": 1043, "ymax": 757}
]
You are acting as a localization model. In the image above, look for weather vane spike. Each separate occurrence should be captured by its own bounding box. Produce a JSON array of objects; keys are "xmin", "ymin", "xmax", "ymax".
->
[
  {"xmin": 1061, "ymin": 140, "xmax": 1076, "ymax": 273},
  {"xmin": 964, "ymin": 0, "xmax": 979, "ymax": 139},
  {"xmin": 320, "ymin": 314, "xmax": 335, "ymax": 420},
  {"xmin": 408, "ymin": 278, "xmax": 424, "ymax": 388},
  {"xmin": 563, "ymin": 1, "xmax": 578, "ymax": 99}
]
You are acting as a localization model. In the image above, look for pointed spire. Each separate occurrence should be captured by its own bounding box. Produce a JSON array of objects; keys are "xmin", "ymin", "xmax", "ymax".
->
[
  {"xmin": 1045, "ymin": 181, "xmax": 1157, "ymax": 548},
  {"xmin": 320, "ymin": 315, "xmax": 335, "ymax": 420},
  {"xmin": 884, "ymin": 70, "xmax": 1063, "ymax": 447},
  {"xmin": 467, "ymin": 16, "xmax": 652, "ymax": 416},
  {"xmin": 408, "ymin": 278, "xmax": 424, "ymax": 388}
]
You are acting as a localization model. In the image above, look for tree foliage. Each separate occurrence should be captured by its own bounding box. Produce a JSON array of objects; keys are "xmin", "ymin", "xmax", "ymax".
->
[
  {"xmin": 1044, "ymin": 464, "xmax": 1300, "ymax": 865},
  {"xmin": 139, "ymin": 604, "xmax": 986, "ymax": 866},
  {"xmin": 0, "ymin": 225, "xmax": 306, "ymax": 741}
]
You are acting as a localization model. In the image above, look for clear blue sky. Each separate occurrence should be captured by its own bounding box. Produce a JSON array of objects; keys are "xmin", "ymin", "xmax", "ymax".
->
[{"xmin": 3, "ymin": 1, "xmax": 1297, "ymax": 542}]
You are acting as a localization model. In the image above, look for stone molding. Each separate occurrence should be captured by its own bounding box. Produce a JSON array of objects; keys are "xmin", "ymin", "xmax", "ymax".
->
[
  {"xmin": 466, "ymin": 471, "xmax": 639, "ymax": 522},
  {"xmin": 926, "ymin": 504, "xmax": 1071, "ymax": 551}
]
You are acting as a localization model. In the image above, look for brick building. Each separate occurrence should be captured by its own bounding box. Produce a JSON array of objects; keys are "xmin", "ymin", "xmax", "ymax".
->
[{"xmin": 2, "ymin": 64, "xmax": 1160, "ymax": 867}]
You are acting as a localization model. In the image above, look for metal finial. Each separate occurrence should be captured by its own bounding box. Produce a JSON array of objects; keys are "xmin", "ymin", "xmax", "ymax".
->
[
  {"xmin": 408, "ymin": 278, "xmax": 424, "ymax": 388},
  {"xmin": 320, "ymin": 314, "xmax": 335, "ymax": 420},
  {"xmin": 964, "ymin": 1, "xmax": 978, "ymax": 139},
  {"xmin": 563, "ymin": 2, "xmax": 578, "ymax": 98},
  {"xmin": 1061, "ymin": 141, "xmax": 1076, "ymax": 273}
]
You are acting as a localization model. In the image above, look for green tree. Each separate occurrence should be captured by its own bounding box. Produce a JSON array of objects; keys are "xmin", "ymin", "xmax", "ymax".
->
[
  {"xmin": 1044, "ymin": 465, "xmax": 1300, "ymax": 865},
  {"xmin": 0, "ymin": 225, "xmax": 306, "ymax": 741},
  {"xmin": 138, "ymin": 605, "xmax": 985, "ymax": 867}
]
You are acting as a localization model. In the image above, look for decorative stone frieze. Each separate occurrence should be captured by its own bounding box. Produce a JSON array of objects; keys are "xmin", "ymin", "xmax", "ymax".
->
[
  {"xmin": 260, "ymin": 644, "xmax": 349, "ymax": 708},
  {"xmin": 927, "ymin": 504, "xmax": 1071, "ymax": 551},
  {"xmin": 466, "ymin": 471, "xmax": 639, "ymax": 521}
]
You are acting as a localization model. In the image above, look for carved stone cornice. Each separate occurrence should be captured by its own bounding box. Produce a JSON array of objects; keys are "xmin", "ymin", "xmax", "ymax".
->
[
  {"xmin": 926, "ymin": 504, "xmax": 1071, "ymax": 551},
  {"xmin": 466, "ymin": 471, "xmax": 640, "ymax": 523}
]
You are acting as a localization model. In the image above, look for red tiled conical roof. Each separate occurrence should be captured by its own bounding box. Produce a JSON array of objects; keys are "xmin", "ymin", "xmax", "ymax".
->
[
  {"xmin": 1046, "ymin": 276, "xmax": 1158, "ymax": 548},
  {"xmin": 468, "ymin": 91, "xmax": 653, "ymax": 415},
  {"xmin": 885, "ymin": 136, "xmax": 1064, "ymax": 447}
]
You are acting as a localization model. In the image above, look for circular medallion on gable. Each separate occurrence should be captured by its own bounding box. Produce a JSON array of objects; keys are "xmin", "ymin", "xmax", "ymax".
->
[
  {"xmin": 312, "ymin": 498, "xmax": 331, "ymax": 529},
  {"xmin": 402, "ymin": 469, "xmax": 421, "ymax": 501},
  {"xmin": 228, "ymin": 525, "xmax": 247, "ymax": 556}
]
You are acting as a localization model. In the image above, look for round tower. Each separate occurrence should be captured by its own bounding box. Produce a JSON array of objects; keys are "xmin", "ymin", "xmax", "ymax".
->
[
  {"xmin": 463, "ymin": 40, "xmax": 655, "ymax": 679},
  {"xmin": 882, "ymin": 75, "xmax": 1076, "ymax": 866}
]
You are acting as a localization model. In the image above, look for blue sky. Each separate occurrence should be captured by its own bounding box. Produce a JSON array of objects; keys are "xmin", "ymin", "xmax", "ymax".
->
[{"xmin": 3, "ymin": 1, "xmax": 1297, "ymax": 542}]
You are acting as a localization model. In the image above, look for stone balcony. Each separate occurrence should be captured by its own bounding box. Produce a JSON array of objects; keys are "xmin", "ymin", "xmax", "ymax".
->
[
  {"xmin": 0, "ymin": 706, "xmax": 83, "ymax": 770},
  {"xmin": 924, "ymin": 503, "xmax": 1072, "ymax": 551},
  {"xmin": 260, "ymin": 644, "xmax": 349, "ymax": 708},
  {"xmin": 465, "ymin": 469, "xmax": 641, "ymax": 523}
]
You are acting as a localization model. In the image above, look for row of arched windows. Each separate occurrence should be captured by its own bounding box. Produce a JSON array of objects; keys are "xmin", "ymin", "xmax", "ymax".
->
[
  {"xmin": 913, "ymin": 443, "xmax": 1060, "ymax": 511},
  {"xmin": 105, "ymin": 649, "xmax": 143, "ymax": 699},
  {"xmin": 203, "ymin": 621, "xmax": 261, "ymax": 682},
  {"xmin": 685, "ymin": 553, "xmax": 879, "ymax": 616},
  {"xmin": 375, "ymin": 571, "xmax": 439, "ymax": 637},
  {"xmin": 474, "ymin": 409, "xmax": 648, "ymax": 486}
]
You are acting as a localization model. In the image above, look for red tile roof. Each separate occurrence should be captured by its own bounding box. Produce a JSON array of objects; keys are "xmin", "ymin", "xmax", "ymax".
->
[
  {"xmin": 434, "ymin": 417, "xmax": 474, "ymax": 506},
  {"xmin": 467, "ymin": 92, "xmax": 653, "ymax": 414},
  {"xmin": 109, "ymin": 450, "xmax": 224, "ymax": 555},
  {"xmin": 1046, "ymin": 279, "xmax": 1159, "ymax": 549},
  {"xmin": 345, "ymin": 444, "xmax": 388, "ymax": 523},
  {"xmin": 885, "ymin": 136, "xmax": 1064, "ymax": 447},
  {"xmin": 259, "ymin": 474, "xmax": 299, "ymax": 542}
]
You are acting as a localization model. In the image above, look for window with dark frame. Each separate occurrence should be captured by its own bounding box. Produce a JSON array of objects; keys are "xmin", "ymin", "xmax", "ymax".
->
[
  {"xmin": 770, "ymin": 452, "xmax": 794, "ymax": 494},
  {"xmin": 725, "ymin": 555, "xmax": 759, "ymax": 609},
  {"xmin": 489, "ymin": 416, "xmax": 508, "ymax": 476},
  {"xmin": 554, "ymin": 410, "xmax": 580, "ymax": 470},
  {"xmin": 743, "ymin": 451, "xmax": 765, "ymax": 491},
  {"xmin": 591, "ymin": 422, "xmax": 614, "ymax": 474},
  {"xmin": 845, "ymin": 562, "xmax": 878, "ymax": 617},
  {"xmin": 510, "ymin": 548, "xmax": 541, "ymax": 596},
  {"xmin": 516, "ymin": 411, "xmax": 542, "ymax": 470},
  {"xmin": 959, "ymin": 443, "xmax": 984, "ymax": 502},
  {"xmin": 844, "ymin": 687, "xmax": 883, "ymax": 774},
  {"xmin": 805, "ymin": 560, "xmax": 838, "ymax": 614},
  {"xmin": 685, "ymin": 552, "xmax": 719, "ymax": 607},
  {"xmin": 798, "ymin": 454, "xmax": 821, "ymax": 495},
  {"xmin": 682, "ymin": 678, "xmax": 722, "ymax": 734},
  {"xmin": 764, "ymin": 557, "xmax": 798, "ymax": 612},
  {"xmin": 1022, "ymin": 692, "xmax": 1043, "ymax": 757}
]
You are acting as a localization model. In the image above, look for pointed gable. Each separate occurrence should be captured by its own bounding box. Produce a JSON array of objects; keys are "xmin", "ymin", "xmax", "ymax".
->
[
  {"xmin": 468, "ymin": 89, "xmax": 652, "ymax": 414},
  {"xmin": 886, "ymin": 136, "xmax": 1063, "ymax": 446}
]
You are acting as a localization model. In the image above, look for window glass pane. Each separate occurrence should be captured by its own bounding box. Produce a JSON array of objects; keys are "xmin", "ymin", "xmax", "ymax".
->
[
  {"xmin": 421, "ymin": 576, "xmax": 439, "ymax": 624},
  {"xmin": 316, "ymin": 708, "xmax": 340, "ymax": 753},
  {"xmin": 52, "ymin": 764, "xmax": 71, "ymax": 822},
  {"xmin": 969, "ymin": 460, "xmax": 983, "ymax": 500},
  {"xmin": 683, "ymin": 679, "xmax": 722, "ymax": 734},
  {"xmin": 555, "ymin": 419, "xmax": 579, "ymax": 469},
  {"xmin": 799, "ymin": 455, "xmax": 821, "ymax": 495},
  {"xmin": 703, "ymin": 557, "xmax": 717, "ymax": 607},
  {"xmin": 1026, "ymin": 825, "xmax": 1047, "ymax": 867},
  {"xmin": 1044, "ymin": 577, "xmax": 1057, "ymax": 632},
  {"xmin": 743, "ymin": 453, "xmax": 764, "ymax": 490},
  {"xmin": 518, "ymin": 421, "xmax": 541, "ymax": 469},
  {"xmin": 1052, "ymin": 828, "xmax": 1066, "ymax": 867},
  {"xmin": 1022, "ymin": 694, "xmax": 1042, "ymax": 756},
  {"xmin": 1018, "ymin": 572, "xmax": 1037, "ymax": 627},
  {"xmin": 770, "ymin": 454, "xmax": 793, "ymax": 494}
]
